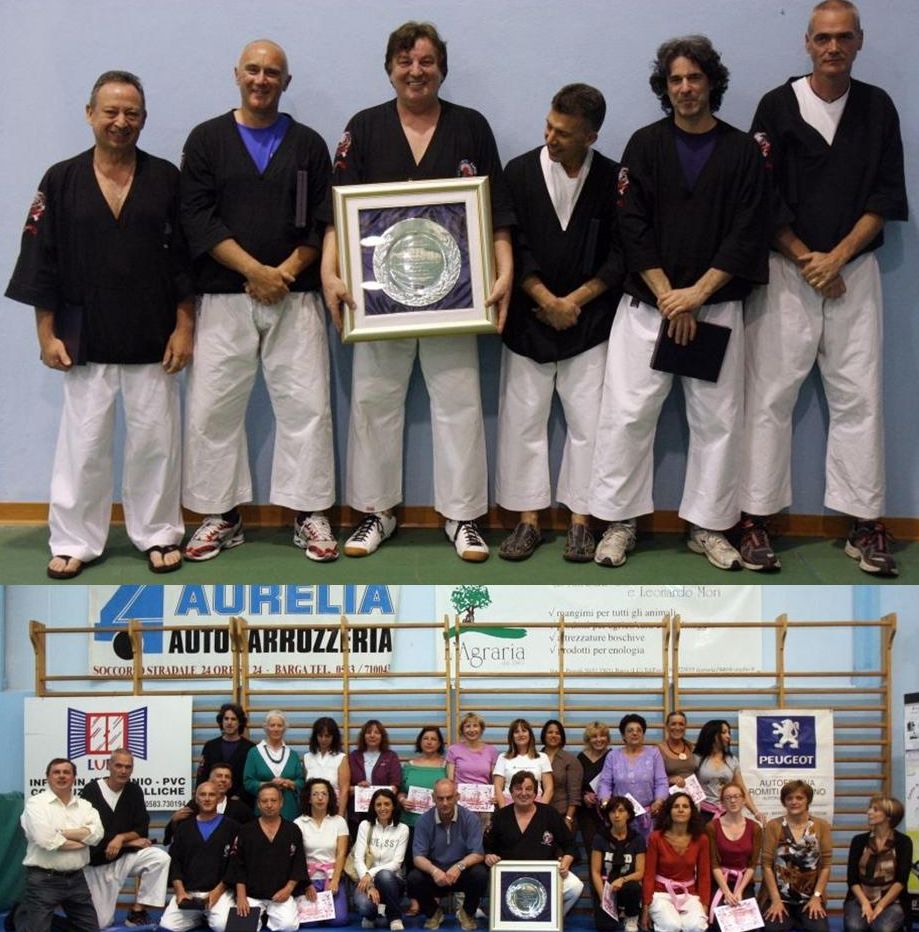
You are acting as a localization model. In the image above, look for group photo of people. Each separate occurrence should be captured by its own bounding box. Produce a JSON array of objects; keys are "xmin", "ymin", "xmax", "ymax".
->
[
  {"xmin": 17, "ymin": 704, "xmax": 913, "ymax": 932},
  {"xmin": 1, "ymin": 0, "xmax": 911, "ymax": 581}
]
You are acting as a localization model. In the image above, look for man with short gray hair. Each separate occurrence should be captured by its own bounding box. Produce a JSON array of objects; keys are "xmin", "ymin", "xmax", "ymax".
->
[
  {"xmin": 80, "ymin": 749, "xmax": 170, "ymax": 928},
  {"xmin": 408, "ymin": 779, "xmax": 487, "ymax": 931},
  {"xmin": 739, "ymin": 0, "xmax": 907, "ymax": 576}
]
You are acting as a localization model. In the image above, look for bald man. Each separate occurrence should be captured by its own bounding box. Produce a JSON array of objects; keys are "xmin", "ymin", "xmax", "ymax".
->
[{"xmin": 180, "ymin": 39, "xmax": 337, "ymax": 563}]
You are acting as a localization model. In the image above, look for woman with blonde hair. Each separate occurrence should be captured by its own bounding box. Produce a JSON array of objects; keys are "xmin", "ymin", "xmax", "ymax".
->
[
  {"xmin": 578, "ymin": 721, "xmax": 611, "ymax": 852},
  {"xmin": 843, "ymin": 795, "xmax": 912, "ymax": 932}
]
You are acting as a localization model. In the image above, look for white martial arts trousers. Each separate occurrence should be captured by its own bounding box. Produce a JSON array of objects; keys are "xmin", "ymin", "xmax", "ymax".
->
[
  {"xmin": 346, "ymin": 335, "xmax": 487, "ymax": 520},
  {"xmin": 183, "ymin": 291, "xmax": 335, "ymax": 514},
  {"xmin": 589, "ymin": 295, "xmax": 744, "ymax": 530},
  {"xmin": 742, "ymin": 251, "xmax": 884, "ymax": 519},
  {"xmin": 160, "ymin": 891, "xmax": 235, "ymax": 932},
  {"xmin": 495, "ymin": 342, "xmax": 607, "ymax": 515},
  {"xmin": 237, "ymin": 896, "xmax": 299, "ymax": 932},
  {"xmin": 83, "ymin": 847, "xmax": 170, "ymax": 928},
  {"xmin": 648, "ymin": 891, "xmax": 708, "ymax": 932},
  {"xmin": 49, "ymin": 363, "xmax": 183, "ymax": 562}
]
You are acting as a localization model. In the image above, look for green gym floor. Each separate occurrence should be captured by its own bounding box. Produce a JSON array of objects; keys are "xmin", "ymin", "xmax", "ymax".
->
[{"xmin": 0, "ymin": 524, "xmax": 913, "ymax": 585}]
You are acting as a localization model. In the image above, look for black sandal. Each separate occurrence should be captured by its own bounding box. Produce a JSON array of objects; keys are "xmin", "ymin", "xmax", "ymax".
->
[{"xmin": 146, "ymin": 544, "xmax": 183, "ymax": 574}]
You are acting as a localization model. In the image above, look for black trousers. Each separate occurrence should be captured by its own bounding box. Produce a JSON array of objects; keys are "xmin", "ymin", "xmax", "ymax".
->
[
  {"xmin": 406, "ymin": 864, "xmax": 489, "ymax": 917},
  {"xmin": 16, "ymin": 867, "xmax": 99, "ymax": 932}
]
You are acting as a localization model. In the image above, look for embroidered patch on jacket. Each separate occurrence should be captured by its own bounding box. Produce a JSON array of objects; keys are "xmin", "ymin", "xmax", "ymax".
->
[
  {"xmin": 616, "ymin": 166, "xmax": 630, "ymax": 206},
  {"xmin": 24, "ymin": 190, "xmax": 46, "ymax": 236},
  {"xmin": 334, "ymin": 131, "xmax": 352, "ymax": 171}
]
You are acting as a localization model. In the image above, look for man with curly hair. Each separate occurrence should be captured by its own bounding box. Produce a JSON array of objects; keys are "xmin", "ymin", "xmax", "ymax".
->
[{"xmin": 590, "ymin": 36, "xmax": 769, "ymax": 570}]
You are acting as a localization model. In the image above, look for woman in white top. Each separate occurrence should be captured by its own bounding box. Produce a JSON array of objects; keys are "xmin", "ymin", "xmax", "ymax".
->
[
  {"xmin": 304, "ymin": 717, "xmax": 350, "ymax": 816},
  {"xmin": 492, "ymin": 718, "xmax": 554, "ymax": 807},
  {"xmin": 294, "ymin": 778, "xmax": 350, "ymax": 926},
  {"xmin": 353, "ymin": 788, "xmax": 410, "ymax": 931}
]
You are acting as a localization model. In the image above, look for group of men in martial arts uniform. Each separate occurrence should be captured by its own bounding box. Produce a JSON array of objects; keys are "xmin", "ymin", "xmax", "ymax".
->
[{"xmin": 6, "ymin": 0, "xmax": 907, "ymax": 577}]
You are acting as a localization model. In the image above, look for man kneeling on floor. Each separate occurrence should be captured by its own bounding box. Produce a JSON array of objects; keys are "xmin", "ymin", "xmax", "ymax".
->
[
  {"xmin": 80, "ymin": 749, "xmax": 170, "ymax": 928},
  {"xmin": 160, "ymin": 782, "xmax": 239, "ymax": 932},
  {"xmin": 225, "ymin": 783, "xmax": 307, "ymax": 932},
  {"xmin": 407, "ymin": 779, "xmax": 488, "ymax": 931}
]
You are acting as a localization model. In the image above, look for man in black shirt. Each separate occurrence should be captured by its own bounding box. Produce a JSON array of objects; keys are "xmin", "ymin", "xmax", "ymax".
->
[
  {"xmin": 5, "ymin": 70, "xmax": 192, "ymax": 579},
  {"xmin": 80, "ymin": 749, "xmax": 170, "ymax": 928},
  {"xmin": 589, "ymin": 36, "xmax": 768, "ymax": 571},
  {"xmin": 739, "ymin": 0, "xmax": 908, "ymax": 576},
  {"xmin": 180, "ymin": 40, "xmax": 337, "ymax": 564}
]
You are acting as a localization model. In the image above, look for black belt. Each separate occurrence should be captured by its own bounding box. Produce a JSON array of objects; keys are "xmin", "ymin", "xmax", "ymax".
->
[{"xmin": 27, "ymin": 866, "xmax": 83, "ymax": 878}]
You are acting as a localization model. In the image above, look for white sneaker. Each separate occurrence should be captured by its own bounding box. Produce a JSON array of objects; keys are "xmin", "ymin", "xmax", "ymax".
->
[
  {"xmin": 293, "ymin": 513, "xmax": 339, "ymax": 562},
  {"xmin": 445, "ymin": 519, "xmax": 489, "ymax": 562},
  {"xmin": 688, "ymin": 526, "xmax": 742, "ymax": 570},
  {"xmin": 624, "ymin": 917, "xmax": 639, "ymax": 932},
  {"xmin": 344, "ymin": 512, "xmax": 397, "ymax": 557},
  {"xmin": 594, "ymin": 520, "xmax": 636, "ymax": 567},
  {"xmin": 184, "ymin": 514, "xmax": 244, "ymax": 561},
  {"xmin": 390, "ymin": 922, "xmax": 405, "ymax": 931}
]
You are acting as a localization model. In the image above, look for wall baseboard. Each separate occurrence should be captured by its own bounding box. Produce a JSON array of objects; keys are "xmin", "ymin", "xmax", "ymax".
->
[{"xmin": 2, "ymin": 502, "xmax": 917, "ymax": 540}]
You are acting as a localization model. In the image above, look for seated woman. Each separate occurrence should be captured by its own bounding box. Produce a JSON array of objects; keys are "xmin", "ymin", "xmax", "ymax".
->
[
  {"xmin": 591, "ymin": 795, "xmax": 645, "ymax": 932},
  {"xmin": 492, "ymin": 718, "xmax": 554, "ymax": 807},
  {"xmin": 485, "ymin": 771, "xmax": 583, "ymax": 914},
  {"xmin": 578, "ymin": 721, "xmax": 611, "ymax": 856},
  {"xmin": 541, "ymin": 719, "xmax": 583, "ymax": 832},
  {"xmin": 294, "ymin": 778, "xmax": 350, "ymax": 927},
  {"xmin": 599, "ymin": 714, "xmax": 669, "ymax": 840},
  {"xmin": 657, "ymin": 711, "xmax": 696, "ymax": 789},
  {"xmin": 348, "ymin": 719, "xmax": 403, "ymax": 834},
  {"xmin": 304, "ymin": 717, "xmax": 350, "ymax": 815},
  {"xmin": 399, "ymin": 727, "xmax": 447, "ymax": 827},
  {"xmin": 759, "ymin": 780, "xmax": 832, "ymax": 932},
  {"xmin": 446, "ymin": 712, "xmax": 498, "ymax": 827},
  {"xmin": 843, "ymin": 795, "xmax": 912, "ymax": 932},
  {"xmin": 706, "ymin": 782, "xmax": 762, "ymax": 926},
  {"xmin": 243, "ymin": 709, "xmax": 304, "ymax": 821},
  {"xmin": 692, "ymin": 720, "xmax": 763, "ymax": 823},
  {"xmin": 353, "ymin": 789, "xmax": 410, "ymax": 932},
  {"xmin": 642, "ymin": 792, "xmax": 710, "ymax": 932}
]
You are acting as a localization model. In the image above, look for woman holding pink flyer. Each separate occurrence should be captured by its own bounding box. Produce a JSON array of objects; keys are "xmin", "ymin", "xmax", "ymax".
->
[
  {"xmin": 642, "ymin": 792, "xmax": 710, "ymax": 932},
  {"xmin": 706, "ymin": 783, "xmax": 762, "ymax": 928},
  {"xmin": 446, "ymin": 713, "xmax": 498, "ymax": 821}
]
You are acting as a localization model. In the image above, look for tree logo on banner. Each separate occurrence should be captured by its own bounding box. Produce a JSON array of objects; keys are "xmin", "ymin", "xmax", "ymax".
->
[
  {"xmin": 450, "ymin": 586, "xmax": 492, "ymax": 625},
  {"xmin": 446, "ymin": 587, "xmax": 526, "ymax": 645}
]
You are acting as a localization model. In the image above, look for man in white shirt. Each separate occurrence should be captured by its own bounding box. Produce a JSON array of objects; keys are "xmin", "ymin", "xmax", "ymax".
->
[{"xmin": 18, "ymin": 758, "xmax": 104, "ymax": 932}]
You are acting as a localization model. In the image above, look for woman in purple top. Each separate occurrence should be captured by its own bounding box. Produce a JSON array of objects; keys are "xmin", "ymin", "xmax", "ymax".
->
[
  {"xmin": 446, "ymin": 712, "xmax": 499, "ymax": 785},
  {"xmin": 347, "ymin": 719, "xmax": 402, "ymax": 835},
  {"xmin": 598, "ymin": 714, "xmax": 668, "ymax": 839}
]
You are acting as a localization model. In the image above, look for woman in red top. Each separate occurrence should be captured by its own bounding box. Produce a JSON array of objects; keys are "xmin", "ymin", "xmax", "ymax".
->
[
  {"xmin": 706, "ymin": 782, "xmax": 763, "ymax": 926},
  {"xmin": 642, "ymin": 792, "xmax": 710, "ymax": 932}
]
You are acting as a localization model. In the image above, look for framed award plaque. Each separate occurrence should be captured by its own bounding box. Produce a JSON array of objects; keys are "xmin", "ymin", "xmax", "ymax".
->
[
  {"xmin": 332, "ymin": 176, "xmax": 497, "ymax": 342},
  {"xmin": 489, "ymin": 860, "xmax": 562, "ymax": 932}
]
